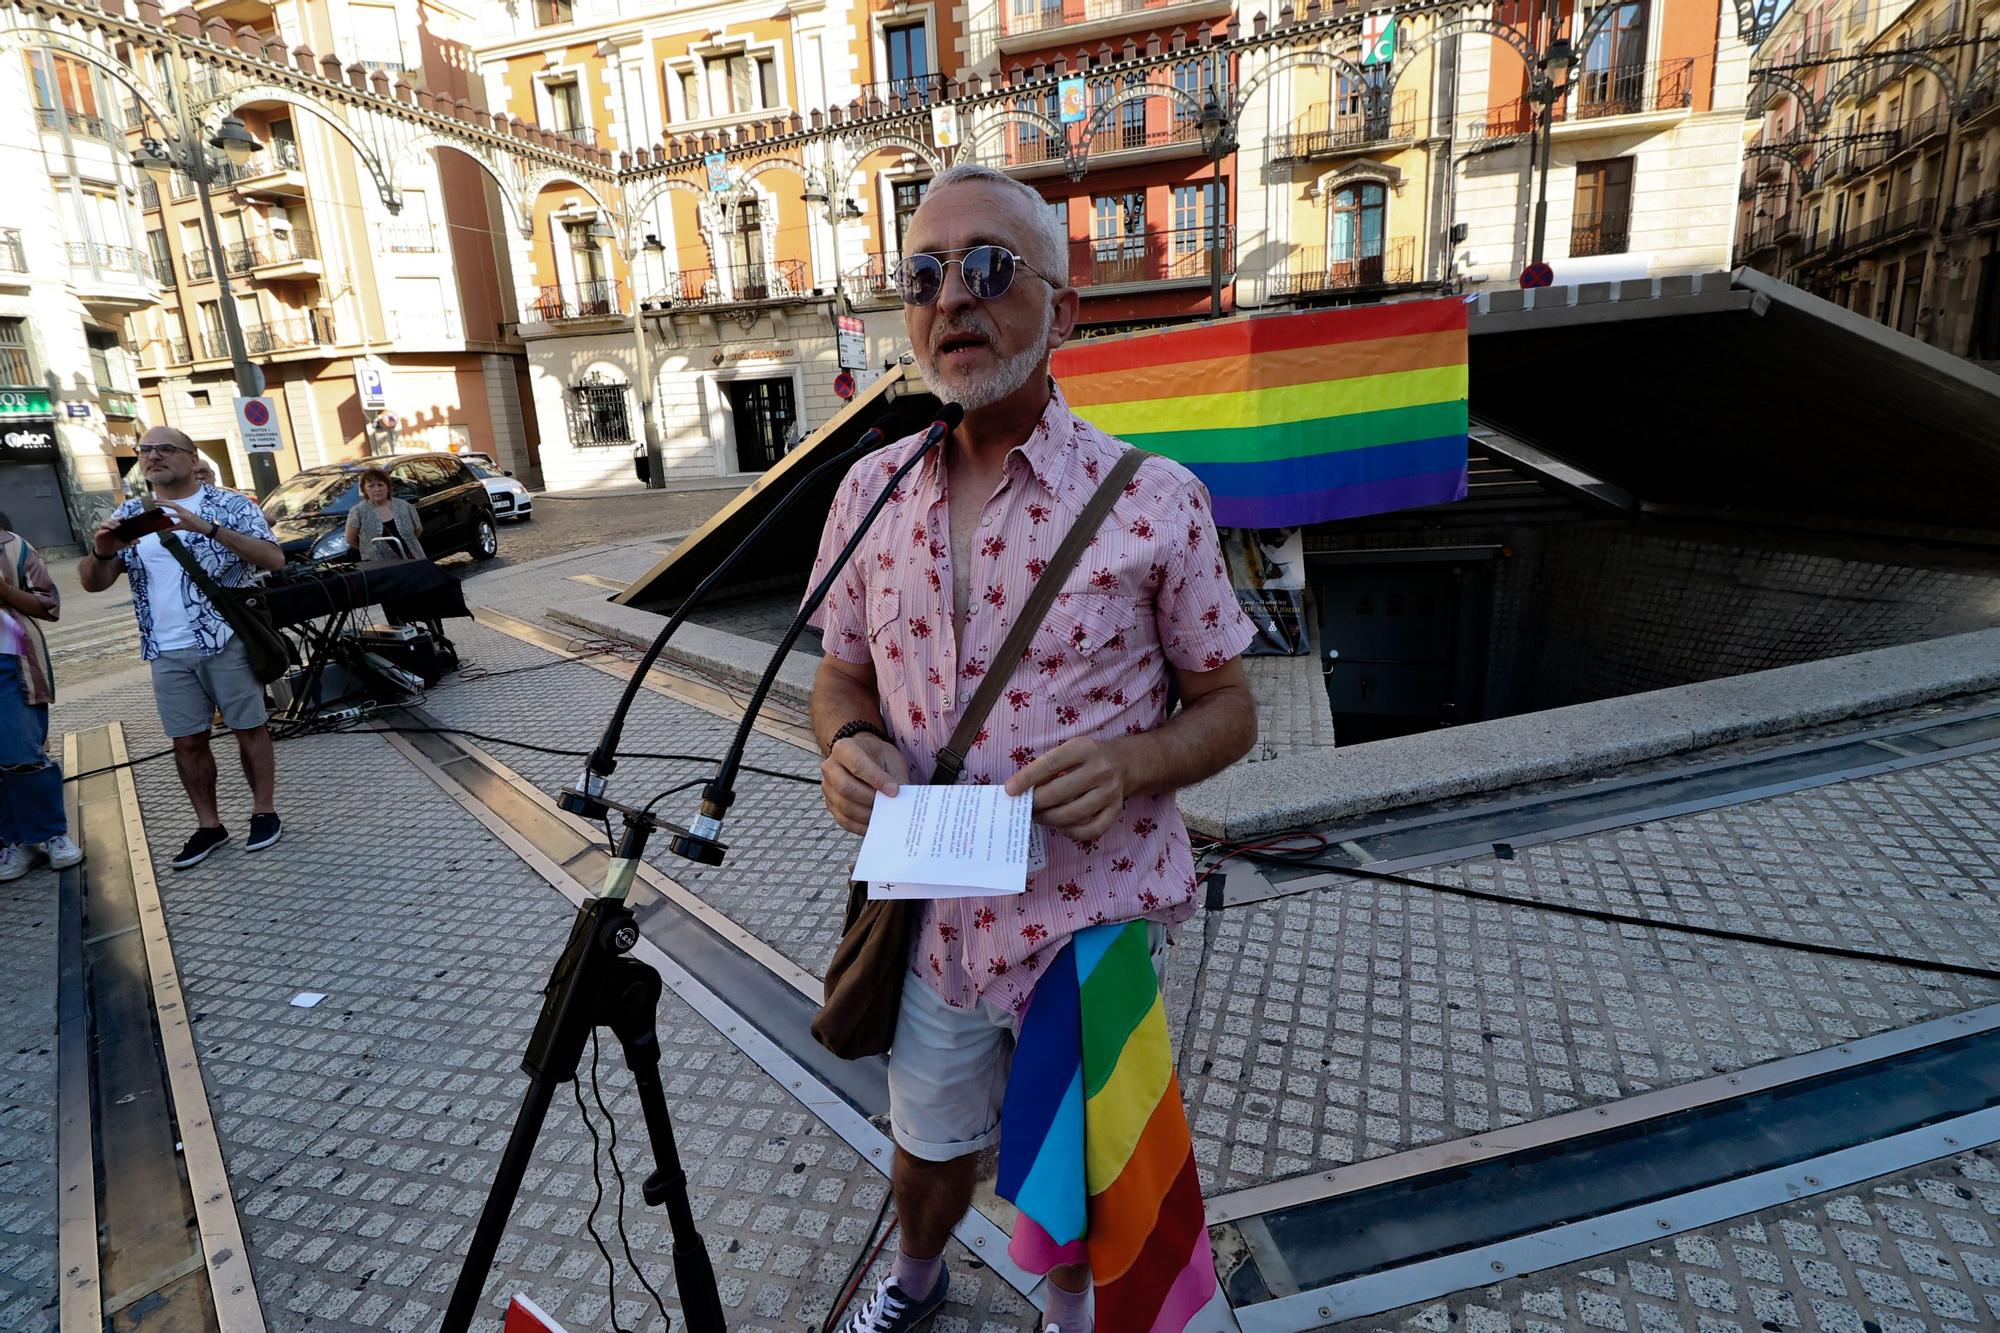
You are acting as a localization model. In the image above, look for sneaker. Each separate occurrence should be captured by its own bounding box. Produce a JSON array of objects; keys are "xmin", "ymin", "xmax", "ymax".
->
[
  {"xmin": 245, "ymin": 812, "xmax": 282, "ymax": 852},
  {"xmin": 0, "ymin": 846, "xmax": 26, "ymax": 883},
  {"xmin": 38, "ymin": 834, "xmax": 83, "ymax": 870},
  {"xmin": 842, "ymin": 1271, "xmax": 950, "ymax": 1333},
  {"xmin": 173, "ymin": 826, "xmax": 230, "ymax": 870}
]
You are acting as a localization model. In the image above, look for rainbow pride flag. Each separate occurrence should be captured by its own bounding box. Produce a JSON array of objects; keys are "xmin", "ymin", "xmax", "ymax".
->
[
  {"xmin": 1051, "ymin": 298, "xmax": 1470, "ymax": 529},
  {"xmin": 997, "ymin": 921, "xmax": 1215, "ymax": 1333}
]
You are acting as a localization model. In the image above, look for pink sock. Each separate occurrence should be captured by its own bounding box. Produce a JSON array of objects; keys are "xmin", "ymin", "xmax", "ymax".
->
[
  {"xmin": 1044, "ymin": 1278, "xmax": 1091, "ymax": 1332},
  {"xmin": 890, "ymin": 1248, "xmax": 943, "ymax": 1301}
]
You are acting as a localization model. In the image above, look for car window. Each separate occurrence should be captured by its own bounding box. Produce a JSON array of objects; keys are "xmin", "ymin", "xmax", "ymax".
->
[
  {"xmin": 465, "ymin": 462, "xmax": 497, "ymax": 480},
  {"xmin": 262, "ymin": 471, "xmax": 361, "ymax": 520},
  {"xmin": 421, "ymin": 458, "xmax": 464, "ymax": 493},
  {"xmin": 386, "ymin": 462, "xmax": 424, "ymax": 501}
]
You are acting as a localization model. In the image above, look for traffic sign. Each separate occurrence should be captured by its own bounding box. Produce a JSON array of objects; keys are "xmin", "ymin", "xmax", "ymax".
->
[
  {"xmin": 836, "ymin": 313, "xmax": 866, "ymax": 371},
  {"xmin": 235, "ymin": 395, "xmax": 282, "ymax": 453},
  {"xmin": 356, "ymin": 357, "xmax": 389, "ymax": 411},
  {"xmin": 1519, "ymin": 261, "xmax": 1555, "ymax": 289},
  {"xmin": 833, "ymin": 370, "xmax": 856, "ymax": 400},
  {"xmin": 1362, "ymin": 13, "xmax": 1396, "ymax": 65}
]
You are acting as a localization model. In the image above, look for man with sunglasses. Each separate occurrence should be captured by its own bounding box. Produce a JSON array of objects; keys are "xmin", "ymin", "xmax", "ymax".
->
[
  {"xmin": 81, "ymin": 426, "xmax": 286, "ymax": 868},
  {"xmin": 808, "ymin": 165, "xmax": 1258, "ymax": 1333}
]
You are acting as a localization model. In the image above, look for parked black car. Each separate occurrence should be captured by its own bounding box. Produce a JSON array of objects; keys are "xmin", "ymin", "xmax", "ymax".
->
[{"xmin": 261, "ymin": 453, "xmax": 500, "ymax": 565}]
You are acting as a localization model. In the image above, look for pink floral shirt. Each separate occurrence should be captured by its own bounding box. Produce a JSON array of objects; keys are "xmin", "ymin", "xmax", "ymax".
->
[{"xmin": 807, "ymin": 382, "xmax": 1255, "ymax": 1013}]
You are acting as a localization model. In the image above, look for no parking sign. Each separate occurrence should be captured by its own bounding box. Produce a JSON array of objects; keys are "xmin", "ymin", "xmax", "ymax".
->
[{"xmin": 235, "ymin": 395, "xmax": 281, "ymax": 453}]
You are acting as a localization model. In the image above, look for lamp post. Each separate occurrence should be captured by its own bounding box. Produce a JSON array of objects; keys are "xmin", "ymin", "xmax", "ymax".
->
[
  {"xmin": 1197, "ymin": 94, "xmax": 1235, "ymax": 320},
  {"xmin": 602, "ymin": 217, "xmax": 668, "ymax": 489},
  {"xmin": 1527, "ymin": 27, "xmax": 1577, "ymax": 271},
  {"xmin": 132, "ymin": 98, "xmax": 278, "ymax": 497}
]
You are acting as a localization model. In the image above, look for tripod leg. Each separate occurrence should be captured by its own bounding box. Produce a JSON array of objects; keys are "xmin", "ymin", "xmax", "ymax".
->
[
  {"xmin": 440, "ymin": 1074, "xmax": 559, "ymax": 1333},
  {"xmin": 606, "ymin": 961, "xmax": 728, "ymax": 1333}
]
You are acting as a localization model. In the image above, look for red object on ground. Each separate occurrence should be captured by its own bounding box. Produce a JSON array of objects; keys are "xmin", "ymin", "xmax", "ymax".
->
[{"xmin": 504, "ymin": 1294, "xmax": 568, "ymax": 1332}]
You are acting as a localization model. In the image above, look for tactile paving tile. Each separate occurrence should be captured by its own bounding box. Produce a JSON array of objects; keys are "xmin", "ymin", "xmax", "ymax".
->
[
  {"xmin": 1360, "ymin": 1148, "xmax": 2000, "ymax": 1333},
  {"xmin": 1177, "ymin": 884, "xmax": 2000, "ymax": 1194},
  {"xmin": 0, "ymin": 865, "xmax": 57, "ymax": 1329}
]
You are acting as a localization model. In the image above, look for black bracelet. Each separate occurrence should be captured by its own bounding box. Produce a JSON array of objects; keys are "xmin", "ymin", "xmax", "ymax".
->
[{"xmin": 828, "ymin": 719, "xmax": 891, "ymax": 752}]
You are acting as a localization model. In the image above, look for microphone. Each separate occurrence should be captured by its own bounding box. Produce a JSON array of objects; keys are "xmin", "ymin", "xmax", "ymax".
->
[
  {"xmin": 559, "ymin": 409, "xmax": 909, "ymax": 821},
  {"xmin": 670, "ymin": 402, "xmax": 964, "ymax": 866}
]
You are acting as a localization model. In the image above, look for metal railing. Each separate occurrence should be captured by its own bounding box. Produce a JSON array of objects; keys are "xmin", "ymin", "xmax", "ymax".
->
[
  {"xmin": 243, "ymin": 311, "xmax": 337, "ymax": 354},
  {"xmin": 34, "ymin": 105, "xmax": 109, "ymax": 139},
  {"xmin": 528, "ymin": 279, "xmax": 626, "ymax": 321},
  {"xmin": 1739, "ymin": 211, "xmax": 1793, "ymax": 255},
  {"xmin": 1091, "ymin": 114, "xmax": 1208, "ymax": 154},
  {"xmin": 1945, "ymin": 187, "xmax": 2000, "ymax": 232},
  {"xmin": 139, "ymin": 177, "xmax": 161, "ymax": 210},
  {"xmin": 185, "ymin": 249, "xmax": 212, "ymax": 280},
  {"xmin": 858, "ymin": 73, "xmax": 948, "ymax": 106},
  {"xmin": 167, "ymin": 336, "xmax": 191, "ymax": 364},
  {"xmin": 846, "ymin": 253, "xmax": 902, "ymax": 303},
  {"xmin": 1006, "ymin": 121, "xmax": 1071, "ymax": 166},
  {"xmin": 1001, "ymin": 0, "xmax": 1223, "ymax": 37},
  {"xmin": 646, "ymin": 258, "xmax": 812, "ymax": 307},
  {"xmin": 1570, "ymin": 210, "xmax": 1631, "ymax": 257},
  {"xmin": 227, "ymin": 229, "xmax": 320, "ymax": 274},
  {"xmin": 1071, "ymin": 225, "xmax": 1233, "ymax": 288},
  {"xmin": 1274, "ymin": 91, "xmax": 1421, "ymax": 160},
  {"xmin": 0, "ymin": 229, "xmax": 23, "ymax": 274},
  {"xmin": 64, "ymin": 242, "xmax": 152, "ymax": 281},
  {"xmin": 235, "ymin": 139, "xmax": 302, "ymax": 177},
  {"xmin": 153, "ymin": 252, "xmax": 177, "ymax": 285},
  {"xmin": 1844, "ymin": 198, "xmax": 1937, "ymax": 253},
  {"xmin": 378, "ymin": 221, "xmax": 438, "ymax": 252},
  {"xmin": 1562, "ymin": 57, "xmax": 1696, "ymax": 122},
  {"xmin": 1266, "ymin": 237, "xmax": 1416, "ymax": 297}
]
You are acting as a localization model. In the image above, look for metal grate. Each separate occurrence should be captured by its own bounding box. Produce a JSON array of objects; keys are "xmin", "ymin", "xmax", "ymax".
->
[{"xmin": 567, "ymin": 379, "xmax": 632, "ymax": 448}]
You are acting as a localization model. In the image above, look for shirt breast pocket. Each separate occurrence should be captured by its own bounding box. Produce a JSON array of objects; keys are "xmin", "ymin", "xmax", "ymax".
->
[
  {"xmin": 1037, "ymin": 591, "xmax": 1142, "ymax": 674},
  {"xmin": 867, "ymin": 585, "xmax": 908, "ymax": 697}
]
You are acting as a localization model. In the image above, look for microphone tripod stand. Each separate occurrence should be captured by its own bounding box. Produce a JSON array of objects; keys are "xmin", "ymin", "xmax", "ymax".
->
[{"xmin": 439, "ymin": 802, "xmax": 726, "ymax": 1333}]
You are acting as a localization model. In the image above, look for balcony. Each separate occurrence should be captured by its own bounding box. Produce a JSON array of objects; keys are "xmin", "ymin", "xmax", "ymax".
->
[
  {"xmin": 1267, "ymin": 238, "xmax": 1417, "ymax": 298},
  {"xmin": 645, "ymin": 259, "xmax": 815, "ymax": 309},
  {"xmin": 551, "ymin": 125, "xmax": 599, "ymax": 146},
  {"xmin": 185, "ymin": 249, "xmax": 213, "ymax": 280},
  {"xmin": 1889, "ymin": 104, "xmax": 1951, "ymax": 159},
  {"xmin": 153, "ymin": 253, "xmax": 177, "ymax": 286},
  {"xmin": 1570, "ymin": 210, "xmax": 1631, "ymax": 257},
  {"xmin": 1551, "ymin": 57, "xmax": 1696, "ymax": 135},
  {"xmin": 65, "ymin": 242, "xmax": 156, "ymax": 309},
  {"xmin": 857, "ymin": 73, "xmax": 948, "ymax": 108},
  {"xmin": 231, "ymin": 139, "xmax": 305, "ymax": 197},
  {"xmin": 377, "ymin": 221, "xmax": 439, "ymax": 253},
  {"xmin": 1271, "ymin": 91, "xmax": 1421, "ymax": 162},
  {"xmin": 166, "ymin": 336, "xmax": 192, "ymax": 365},
  {"xmin": 0, "ymin": 229, "xmax": 25, "ymax": 287},
  {"xmin": 249, "ymin": 228, "xmax": 322, "ymax": 280},
  {"xmin": 1457, "ymin": 99, "xmax": 1536, "ymax": 152},
  {"xmin": 845, "ymin": 253, "xmax": 902, "ymax": 308},
  {"xmin": 34, "ymin": 105, "xmax": 110, "ymax": 140},
  {"xmin": 527, "ymin": 279, "xmax": 627, "ymax": 323},
  {"xmin": 1071, "ymin": 226, "xmax": 1232, "ymax": 292},
  {"xmin": 1945, "ymin": 188, "xmax": 2000, "ymax": 234},
  {"xmin": 1843, "ymin": 198, "xmax": 1937, "ymax": 256},
  {"xmin": 140, "ymin": 177, "xmax": 161, "ymax": 211},
  {"xmin": 996, "ymin": 0, "xmax": 1233, "ymax": 53},
  {"xmin": 244, "ymin": 311, "xmax": 337, "ymax": 355}
]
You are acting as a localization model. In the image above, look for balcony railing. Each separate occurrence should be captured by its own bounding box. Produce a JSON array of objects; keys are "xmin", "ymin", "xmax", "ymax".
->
[
  {"xmin": 1458, "ymin": 98, "xmax": 1537, "ymax": 149},
  {"xmin": 858, "ymin": 73, "xmax": 948, "ymax": 107},
  {"xmin": 846, "ymin": 253, "xmax": 902, "ymax": 304},
  {"xmin": 1561, "ymin": 57, "xmax": 1696, "ymax": 122},
  {"xmin": 65, "ymin": 242, "xmax": 152, "ymax": 281},
  {"xmin": 227, "ymin": 228, "xmax": 320, "ymax": 274},
  {"xmin": 1267, "ymin": 238, "xmax": 1417, "ymax": 297},
  {"xmin": 1090, "ymin": 114, "xmax": 1207, "ymax": 155},
  {"xmin": 243, "ymin": 311, "xmax": 337, "ymax": 354},
  {"xmin": 0, "ymin": 229, "xmax": 24, "ymax": 274},
  {"xmin": 646, "ymin": 258, "xmax": 813, "ymax": 307},
  {"xmin": 378, "ymin": 222, "xmax": 439, "ymax": 253},
  {"xmin": 235, "ymin": 139, "xmax": 302, "ymax": 178},
  {"xmin": 551, "ymin": 125, "xmax": 597, "ymax": 144},
  {"xmin": 1273, "ymin": 91, "xmax": 1421, "ymax": 161},
  {"xmin": 1570, "ymin": 210, "xmax": 1631, "ymax": 257},
  {"xmin": 153, "ymin": 253, "xmax": 177, "ymax": 285},
  {"xmin": 167, "ymin": 336, "xmax": 191, "ymax": 364},
  {"xmin": 185, "ymin": 249, "xmax": 212, "ymax": 280},
  {"xmin": 1844, "ymin": 198, "xmax": 1937, "ymax": 254},
  {"xmin": 528, "ymin": 279, "xmax": 627, "ymax": 321},
  {"xmin": 34, "ymin": 105, "xmax": 109, "ymax": 139},
  {"xmin": 1071, "ymin": 225, "xmax": 1233, "ymax": 289},
  {"xmin": 1945, "ymin": 187, "xmax": 2000, "ymax": 233},
  {"xmin": 1000, "ymin": 0, "xmax": 1224, "ymax": 37},
  {"xmin": 140, "ymin": 177, "xmax": 161, "ymax": 210}
]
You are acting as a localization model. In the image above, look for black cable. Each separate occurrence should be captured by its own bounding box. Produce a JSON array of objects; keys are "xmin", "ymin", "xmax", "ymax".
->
[
  {"xmin": 571, "ymin": 1072, "xmax": 635, "ymax": 1333},
  {"xmin": 1205, "ymin": 845, "xmax": 2000, "ymax": 984},
  {"xmin": 590, "ymin": 1031, "xmax": 675, "ymax": 1330}
]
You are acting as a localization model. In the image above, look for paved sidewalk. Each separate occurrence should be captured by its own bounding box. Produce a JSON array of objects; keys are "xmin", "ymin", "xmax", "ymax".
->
[{"xmin": 0, "ymin": 869, "xmax": 57, "ymax": 1332}]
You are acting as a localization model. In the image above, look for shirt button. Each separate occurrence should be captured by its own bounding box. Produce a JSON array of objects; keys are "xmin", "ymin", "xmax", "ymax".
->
[
  {"xmin": 940, "ymin": 693, "xmax": 952, "ymax": 713},
  {"xmin": 981, "ymin": 516, "xmax": 992, "ymax": 527}
]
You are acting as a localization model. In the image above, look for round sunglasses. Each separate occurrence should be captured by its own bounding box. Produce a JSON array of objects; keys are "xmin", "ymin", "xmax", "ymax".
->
[{"xmin": 893, "ymin": 245, "xmax": 1053, "ymax": 306}]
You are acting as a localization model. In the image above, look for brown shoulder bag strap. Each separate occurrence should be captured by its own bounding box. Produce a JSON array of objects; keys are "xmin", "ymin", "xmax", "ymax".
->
[{"xmin": 932, "ymin": 447, "xmax": 1148, "ymax": 785}]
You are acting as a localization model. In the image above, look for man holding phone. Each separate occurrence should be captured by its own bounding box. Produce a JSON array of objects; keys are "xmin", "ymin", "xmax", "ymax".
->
[{"xmin": 80, "ymin": 426, "xmax": 287, "ymax": 868}]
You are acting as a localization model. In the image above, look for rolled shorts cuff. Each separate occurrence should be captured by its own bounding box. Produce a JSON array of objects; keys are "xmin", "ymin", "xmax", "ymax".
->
[{"xmin": 889, "ymin": 1117, "xmax": 1003, "ymax": 1163}]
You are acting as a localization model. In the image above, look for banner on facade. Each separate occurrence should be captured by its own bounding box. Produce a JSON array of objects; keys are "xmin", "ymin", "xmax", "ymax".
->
[
  {"xmin": 0, "ymin": 388, "xmax": 52, "ymax": 420},
  {"xmin": 1361, "ymin": 13, "xmax": 1396, "ymax": 64},
  {"xmin": 1058, "ymin": 76, "xmax": 1088, "ymax": 124},
  {"xmin": 931, "ymin": 104, "xmax": 959, "ymax": 148},
  {"xmin": 704, "ymin": 152, "xmax": 731, "ymax": 192},
  {"xmin": 0, "ymin": 417, "xmax": 57, "ymax": 463},
  {"xmin": 1219, "ymin": 527, "xmax": 1308, "ymax": 656}
]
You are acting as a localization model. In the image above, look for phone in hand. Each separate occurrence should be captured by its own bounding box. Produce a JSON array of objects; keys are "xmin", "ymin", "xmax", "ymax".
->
[{"xmin": 110, "ymin": 508, "xmax": 175, "ymax": 543}]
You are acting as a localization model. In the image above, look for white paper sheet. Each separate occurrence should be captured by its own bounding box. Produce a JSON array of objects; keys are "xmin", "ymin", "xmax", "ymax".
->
[{"xmin": 857, "ymin": 784, "xmax": 1033, "ymax": 900}]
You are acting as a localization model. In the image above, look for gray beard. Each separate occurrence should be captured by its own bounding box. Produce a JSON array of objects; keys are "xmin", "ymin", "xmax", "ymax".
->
[{"xmin": 916, "ymin": 306, "xmax": 1052, "ymax": 412}]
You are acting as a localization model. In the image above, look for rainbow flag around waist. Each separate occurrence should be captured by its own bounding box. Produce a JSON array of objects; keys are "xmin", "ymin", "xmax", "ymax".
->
[
  {"xmin": 997, "ymin": 921, "xmax": 1215, "ymax": 1333},
  {"xmin": 1051, "ymin": 299, "xmax": 1470, "ymax": 529}
]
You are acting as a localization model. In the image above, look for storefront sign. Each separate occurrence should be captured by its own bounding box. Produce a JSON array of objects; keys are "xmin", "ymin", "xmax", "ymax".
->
[
  {"xmin": 101, "ymin": 392, "xmax": 140, "ymax": 419},
  {"xmin": 0, "ymin": 387, "xmax": 52, "ymax": 419},
  {"xmin": 65, "ymin": 402, "xmax": 91, "ymax": 418},
  {"xmin": 718, "ymin": 346, "xmax": 796, "ymax": 364},
  {"xmin": 836, "ymin": 314, "xmax": 866, "ymax": 371},
  {"xmin": 0, "ymin": 417, "xmax": 58, "ymax": 463}
]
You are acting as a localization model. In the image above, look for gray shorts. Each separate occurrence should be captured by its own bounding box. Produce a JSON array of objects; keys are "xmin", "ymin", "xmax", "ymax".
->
[{"xmin": 150, "ymin": 638, "xmax": 269, "ymax": 738}]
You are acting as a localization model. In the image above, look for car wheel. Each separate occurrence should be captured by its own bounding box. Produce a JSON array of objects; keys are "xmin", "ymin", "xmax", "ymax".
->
[{"xmin": 470, "ymin": 515, "xmax": 498, "ymax": 560}]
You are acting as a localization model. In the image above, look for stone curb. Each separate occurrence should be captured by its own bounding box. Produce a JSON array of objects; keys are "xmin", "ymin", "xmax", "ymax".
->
[{"xmin": 1179, "ymin": 626, "xmax": 2000, "ymax": 839}]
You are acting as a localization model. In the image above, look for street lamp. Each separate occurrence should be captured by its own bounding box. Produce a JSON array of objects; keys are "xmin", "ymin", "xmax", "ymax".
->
[
  {"xmin": 130, "ymin": 93, "xmax": 280, "ymax": 497},
  {"xmin": 601, "ymin": 214, "xmax": 670, "ymax": 489},
  {"xmin": 1527, "ymin": 30, "xmax": 1577, "ymax": 271},
  {"xmin": 1197, "ymin": 94, "xmax": 1234, "ymax": 319}
]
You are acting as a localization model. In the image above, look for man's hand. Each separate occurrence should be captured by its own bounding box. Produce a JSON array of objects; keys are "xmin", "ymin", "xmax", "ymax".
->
[
  {"xmin": 1005, "ymin": 738, "xmax": 1129, "ymax": 843},
  {"xmin": 821, "ymin": 734, "xmax": 908, "ymax": 836},
  {"xmin": 91, "ymin": 515, "xmax": 130, "ymax": 558},
  {"xmin": 155, "ymin": 499, "xmax": 207, "ymax": 533}
]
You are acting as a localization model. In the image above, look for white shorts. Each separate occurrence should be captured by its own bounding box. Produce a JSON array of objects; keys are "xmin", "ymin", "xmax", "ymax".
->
[{"xmin": 886, "ymin": 922, "xmax": 1169, "ymax": 1163}]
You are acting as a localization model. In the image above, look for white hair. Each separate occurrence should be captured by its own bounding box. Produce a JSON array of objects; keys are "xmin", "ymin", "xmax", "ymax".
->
[{"xmin": 924, "ymin": 163, "xmax": 1069, "ymax": 285}]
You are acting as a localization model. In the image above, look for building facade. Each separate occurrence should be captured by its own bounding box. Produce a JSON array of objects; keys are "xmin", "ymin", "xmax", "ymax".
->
[{"xmin": 1738, "ymin": 0, "xmax": 2000, "ymax": 363}]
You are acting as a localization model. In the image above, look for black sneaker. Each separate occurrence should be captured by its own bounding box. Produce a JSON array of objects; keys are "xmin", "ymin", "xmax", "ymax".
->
[
  {"xmin": 841, "ymin": 1271, "xmax": 949, "ymax": 1333},
  {"xmin": 173, "ymin": 826, "xmax": 229, "ymax": 870},
  {"xmin": 245, "ymin": 813, "xmax": 282, "ymax": 852}
]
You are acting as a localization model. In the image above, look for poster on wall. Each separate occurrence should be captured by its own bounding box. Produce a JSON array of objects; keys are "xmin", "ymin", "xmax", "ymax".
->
[
  {"xmin": 1058, "ymin": 76, "xmax": 1087, "ymax": 123},
  {"xmin": 704, "ymin": 152, "xmax": 731, "ymax": 192},
  {"xmin": 1219, "ymin": 527, "xmax": 1308, "ymax": 656},
  {"xmin": 931, "ymin": 104, "xmax": 959, "ymax": 148}
]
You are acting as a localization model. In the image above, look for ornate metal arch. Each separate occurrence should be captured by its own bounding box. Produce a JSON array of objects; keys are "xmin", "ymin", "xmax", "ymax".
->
[
  {"xmin": 519, "ymin": 166, "xmax": 614, "ymax": 239},
  {"xmin": 626, "ymin": 174, "xmax": 708, "ymax": 224},
  {"xmin": 0, "ymin": 23, "xmax": 176, "ymax": 130},
  {"xmin": 837, "ymin": 132, "xmax": 945, "ymax": 197},
  {"xmin": 1231, "ymin": 45, "xmax": 1371, "ymax": 121},
  {"xmin": 203, "ymin": 83, "xmax": 402, "ymax": 212},
  {"xmin": 736, "ymin": 154, "xmax": 810, "ymax": 189},
  {"xmin": 1969, "ymin": 51, "xmax": 2000, "ymax": 107},
  {"xmin": 1734, "ymin": 0, "xmax": 1789, "ymax": 46},
  {"xmin": 1821, "ymin": 51, "xmax": 1958, "ymax": 122},
  {"xmin": 1077, "ymin": 80, "xmax": 1210, "ymax": 155},
  {"xmin": 1742, "ymin": 144, "xmax": 1806, "ymax": 173},
  {"xmin": 960, "ymin": 105, "xmax": 1067, "ymax": 160},
  {"xmin": 1387, "ymin": 17, "xmax": 1540, "ymax": 96},
  {"xmin": 1745, "ymin": 68, "xmax": 1815, "ymax": 119},
  {"xmin": 398, "ymin": 132, "xmax": 526, "ymax": 234}
]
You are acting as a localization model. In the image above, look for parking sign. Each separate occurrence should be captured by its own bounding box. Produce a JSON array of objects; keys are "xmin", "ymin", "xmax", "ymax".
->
[{"xmin": 235, "ymin": 395, "xmax": 282, "ymax": 454}]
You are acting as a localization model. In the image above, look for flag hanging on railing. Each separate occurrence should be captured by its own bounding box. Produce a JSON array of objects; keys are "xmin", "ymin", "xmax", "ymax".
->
[{"xmin": 1051, "ymin": 298, "xmax": 1470, "ymax": 529}]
